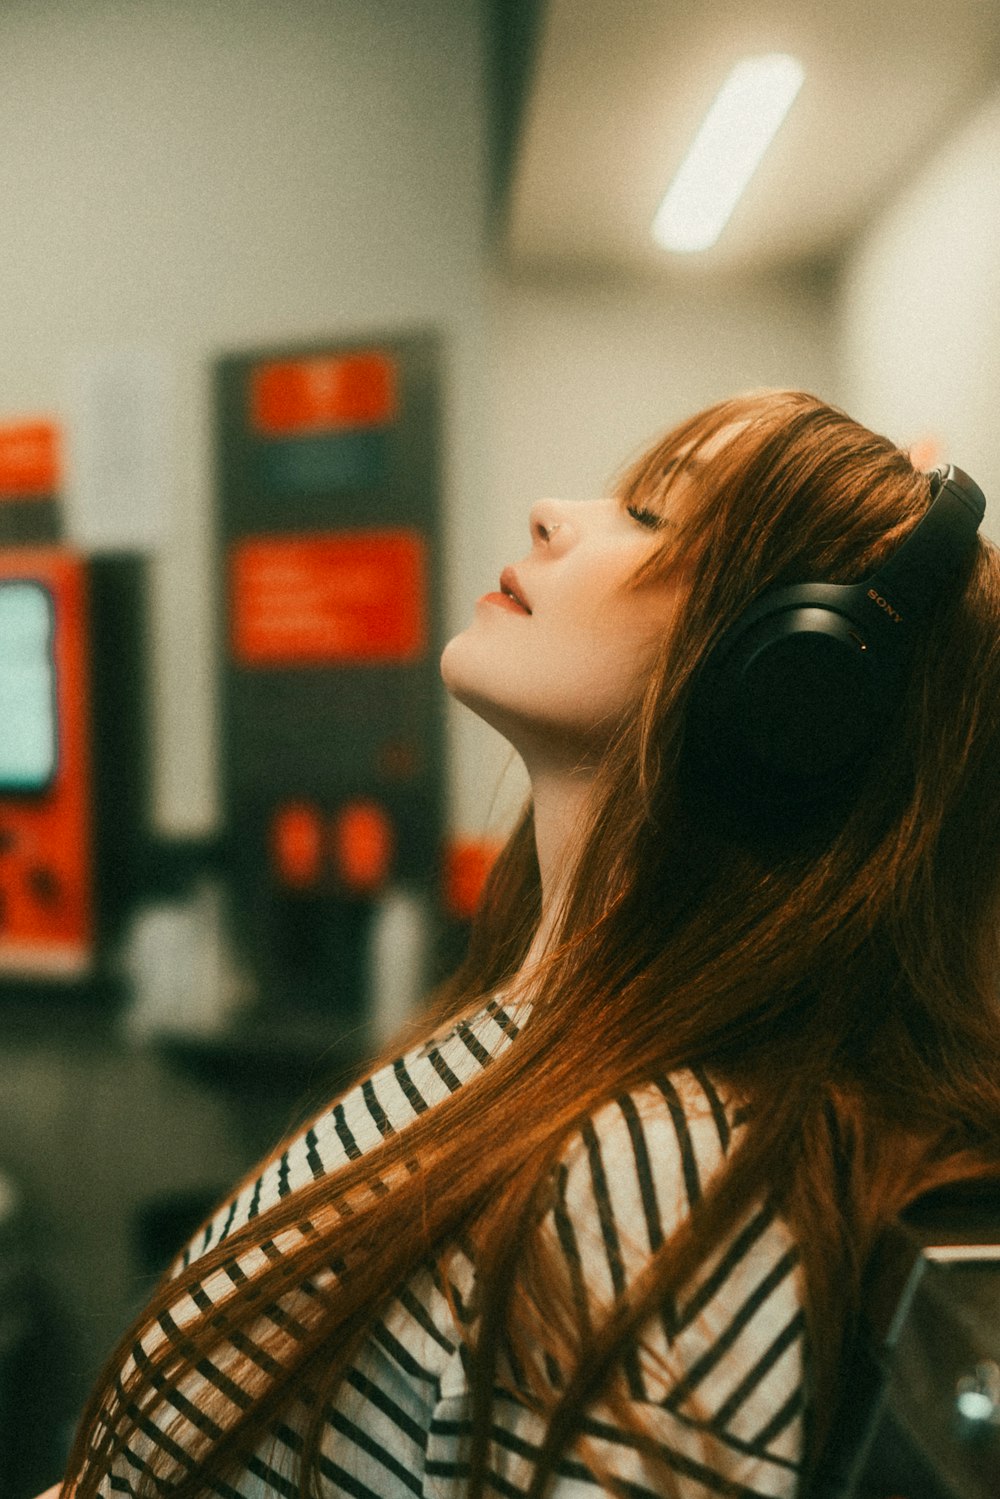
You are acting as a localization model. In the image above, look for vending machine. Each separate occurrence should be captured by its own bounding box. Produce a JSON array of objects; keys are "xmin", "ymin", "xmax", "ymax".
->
[
  {"xmin": 0, "ymin": 420, "xmax": 148, "ymax": 997},
  {"xmin": 216, "ymin": 333, "xmax": 444, "ymax": 1031},
  {"xmin": 0, "ymin": 549, "xmax": 93, "ymax": 981}
]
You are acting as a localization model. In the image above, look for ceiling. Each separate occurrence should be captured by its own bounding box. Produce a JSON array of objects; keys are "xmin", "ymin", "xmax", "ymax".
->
[{"xmin": 500, "ymin": 0, "xmax": 1000, "ymax": 276}]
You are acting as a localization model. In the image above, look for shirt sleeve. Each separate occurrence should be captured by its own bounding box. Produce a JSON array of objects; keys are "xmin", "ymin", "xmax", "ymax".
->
[{"xmin": 480, "ymin": 1070, "xmax": 807, "ymax": 1498}]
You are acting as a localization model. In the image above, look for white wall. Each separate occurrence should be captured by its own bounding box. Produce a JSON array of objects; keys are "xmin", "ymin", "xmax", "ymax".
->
[
  {"xmin": 839, "ymin": 87, "xmax": 1000, "ymax": 539},
  {"xmin": 455, "ymin": 264, "xmax": 837, "ymax": 835},
  {"xmin": 0, "ymin": 0, "xmax": 488, "ymax": 835},
  {"xmin": 487, "ymin": 266, "xmax": 836, "ymax": 519}
]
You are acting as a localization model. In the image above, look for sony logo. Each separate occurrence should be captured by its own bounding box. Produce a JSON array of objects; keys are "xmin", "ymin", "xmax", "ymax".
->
[{"xmin": 868, "ymin": 587, "xmax": 903, "ymax": 624}]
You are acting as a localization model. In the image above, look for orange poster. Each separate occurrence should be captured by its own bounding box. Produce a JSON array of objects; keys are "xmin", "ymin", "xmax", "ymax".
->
[
  {"xmin": 0, "ymin": 419, "xmax": 60, "ymax": 498},
  {"xmin": 250, "ymin": 352, "xmax": 397, "ymax": 436},
  {"xmin": 231, "ymin": 530, "xmax": 427, "ymax": 665}
]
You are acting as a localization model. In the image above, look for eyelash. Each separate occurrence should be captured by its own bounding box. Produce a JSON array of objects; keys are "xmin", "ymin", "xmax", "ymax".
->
[{"xmin": 626, "ymin": 504, "xmax": 662, "ymax": 530}]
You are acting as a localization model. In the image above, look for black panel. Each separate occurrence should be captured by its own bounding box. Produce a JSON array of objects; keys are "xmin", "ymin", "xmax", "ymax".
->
[
  {"xmin": 215, "ymin": 331, "xmax": 446, "ymax": 1024},
  {"xmin": 87, "ymin": 554, "xmax": 152, "ymax": 956}
]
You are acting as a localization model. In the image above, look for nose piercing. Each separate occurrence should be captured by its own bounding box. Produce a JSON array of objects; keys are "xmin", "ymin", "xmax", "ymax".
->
[{"xmin": 546, "ymin": 522, "xmax": 561, "ymax": 538}]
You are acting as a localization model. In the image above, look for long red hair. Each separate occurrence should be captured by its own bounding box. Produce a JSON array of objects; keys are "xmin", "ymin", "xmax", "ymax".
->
[{"xmin": 64, "ymin": 391, "xmax": 1000, "ymax": 1497}]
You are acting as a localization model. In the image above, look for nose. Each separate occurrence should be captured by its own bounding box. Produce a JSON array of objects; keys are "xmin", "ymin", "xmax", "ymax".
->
[{"xmin": 529, "ymin": 499, "xmax": 572, "ymax": 547}]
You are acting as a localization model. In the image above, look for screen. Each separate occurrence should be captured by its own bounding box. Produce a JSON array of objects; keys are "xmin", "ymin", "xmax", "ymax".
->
[{"xmin": 0, "ymin": 581, "xmax": 57, "ymax": 793}]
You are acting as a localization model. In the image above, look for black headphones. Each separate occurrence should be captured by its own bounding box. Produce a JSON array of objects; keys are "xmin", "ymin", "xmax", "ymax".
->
[{"xmin": 685, "ymin": 464, "xmax": 986, "ymax": 806}]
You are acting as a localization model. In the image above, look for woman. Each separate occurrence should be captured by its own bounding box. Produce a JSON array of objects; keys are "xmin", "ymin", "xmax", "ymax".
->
[{"xmin": 53, "ymin": 390, "xmax": 1000, "ymax": 1498}]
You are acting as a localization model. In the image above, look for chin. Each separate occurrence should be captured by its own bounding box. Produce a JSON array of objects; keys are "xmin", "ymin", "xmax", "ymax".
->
[
  {"xmin": 439, "ymin": 633, "xmax": 470, "ymax": 696},
  {"xmin": 440, "ymin": 639, "xmax": 515, "ymax": 742},
  {"xmin": 440, "ymin": 635, "xmax": 486, "ymax": 711}
]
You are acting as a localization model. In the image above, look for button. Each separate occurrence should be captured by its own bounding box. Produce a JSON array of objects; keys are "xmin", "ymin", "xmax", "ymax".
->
[
  {"xmin": 331, "ymin": 800, "xmax": 394, "ymax": 896},
  {"xmin": 270, "ymin": 802, "xmax": 323, "ymax": 890}
]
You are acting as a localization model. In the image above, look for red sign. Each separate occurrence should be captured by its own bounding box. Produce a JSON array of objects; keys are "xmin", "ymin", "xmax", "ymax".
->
[
  {"xmin": 250, "ymin": 352, "xmax": 397, "ymax": 435},
  {"xmin": 231, "ymin": 530, "xmax": 427, "ymax": 665},
  {"xmin": 0, "ymin": 420, "xmax": 60, "ymax": 498}
]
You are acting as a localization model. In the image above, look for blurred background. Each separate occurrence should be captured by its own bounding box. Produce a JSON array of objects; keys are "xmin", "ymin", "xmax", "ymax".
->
[{"xmin": 0, "ymin": 1, "xmax": 998, "ymax": 1491}]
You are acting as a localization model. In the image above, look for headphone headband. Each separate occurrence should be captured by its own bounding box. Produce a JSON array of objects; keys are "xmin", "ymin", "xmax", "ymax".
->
[{"xmin": 869, "ymin": 465, "xmax": 986, "ymax": 627}]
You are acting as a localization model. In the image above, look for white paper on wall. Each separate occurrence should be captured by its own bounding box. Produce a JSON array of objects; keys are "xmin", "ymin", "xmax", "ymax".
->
[{"xmin": 63, "ymin": 347, "xmax": 172, "ymax": 551}]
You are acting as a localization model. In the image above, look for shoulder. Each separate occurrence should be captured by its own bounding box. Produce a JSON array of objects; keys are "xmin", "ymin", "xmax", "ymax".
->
[
  {"xmin": 552, "ymin": 1067, "xmax": 743, "ymax": 1277},
  {"xmin": 543, "ymin": 1069, "xmax": 802, "ymax": 1371}
]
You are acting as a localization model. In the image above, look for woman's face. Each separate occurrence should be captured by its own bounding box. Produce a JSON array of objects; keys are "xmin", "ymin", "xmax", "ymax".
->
[{"xmin": 441, "ymin": 492, "xmax": 688, "ymax": 767}]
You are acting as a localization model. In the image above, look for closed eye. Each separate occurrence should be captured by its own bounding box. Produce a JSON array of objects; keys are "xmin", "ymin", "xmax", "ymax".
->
[{"xmin": 626, "ymin": 504, "xmax": 664, "ymax": 530}]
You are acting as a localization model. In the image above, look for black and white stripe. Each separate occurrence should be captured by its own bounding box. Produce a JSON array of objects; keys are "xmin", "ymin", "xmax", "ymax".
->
[{"xmin": 98, "ymin": 1003, "xmax": 805, "ymax": 1497}]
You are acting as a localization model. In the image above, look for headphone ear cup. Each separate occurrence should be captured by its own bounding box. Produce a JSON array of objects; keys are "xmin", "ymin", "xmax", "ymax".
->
[
  {"xmin": 680, "ymin": 465, "xmax": 987, "ymax": 822},
  {"xmin": 688, "ymin": 605, "xmax": 881, "ymax": 791}
]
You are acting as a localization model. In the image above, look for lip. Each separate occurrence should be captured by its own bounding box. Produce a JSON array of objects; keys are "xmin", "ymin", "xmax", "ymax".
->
[
  {"xmin": 498, "ymin": 566, "xmax": 531, "ymax": 614},
  {"xmin": 479, "ymin": 591, "xmax": 531, "ymax": 615}
]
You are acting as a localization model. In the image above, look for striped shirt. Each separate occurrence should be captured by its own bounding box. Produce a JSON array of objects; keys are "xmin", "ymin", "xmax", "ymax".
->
[{"xmin": 99, "ymin": 999, "xmax": 805, "ymax": 1498}]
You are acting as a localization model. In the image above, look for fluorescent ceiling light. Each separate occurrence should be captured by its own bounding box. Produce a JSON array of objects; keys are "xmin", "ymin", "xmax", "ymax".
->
[{"xmin": 652, "ymin": 54, "xmax": 805, "ymax": 253}]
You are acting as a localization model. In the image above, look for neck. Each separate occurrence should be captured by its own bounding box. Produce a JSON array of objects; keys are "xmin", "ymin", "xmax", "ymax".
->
[{"xmin": 516, "ymin": 757, "xmax": 596, "ymax": 979}]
